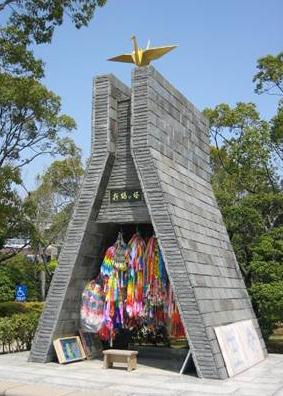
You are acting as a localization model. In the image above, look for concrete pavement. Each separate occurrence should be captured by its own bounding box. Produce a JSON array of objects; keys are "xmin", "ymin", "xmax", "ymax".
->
[{"xmin": 0, "ymin": 352, "xmax": 282, "ymax": 396}]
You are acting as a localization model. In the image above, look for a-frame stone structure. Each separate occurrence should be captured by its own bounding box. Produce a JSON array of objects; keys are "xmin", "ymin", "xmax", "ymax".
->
[{"xmin": 29, "ymin": 66, "xmax": 266, "ymax": 379}]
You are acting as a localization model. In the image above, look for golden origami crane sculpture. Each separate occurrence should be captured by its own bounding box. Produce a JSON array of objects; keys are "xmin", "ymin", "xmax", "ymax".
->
[{"xmin": 108, "ymin": 35, "xmax": 177, "ymax": 67}]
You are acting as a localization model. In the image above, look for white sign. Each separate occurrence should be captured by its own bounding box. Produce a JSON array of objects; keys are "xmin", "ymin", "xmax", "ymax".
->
[{"xmin": 215, "ymin": 319, "xmax": 265, "ymax": 377}]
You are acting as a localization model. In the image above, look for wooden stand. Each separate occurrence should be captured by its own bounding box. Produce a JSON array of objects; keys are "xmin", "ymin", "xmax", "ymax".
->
[{"xmin": 103, "ymin": 349, "xmax": 138, "ymax": 371}]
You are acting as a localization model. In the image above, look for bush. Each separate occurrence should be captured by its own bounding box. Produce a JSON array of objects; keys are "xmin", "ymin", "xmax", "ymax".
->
[
  {"xmin": 0, "ymin": 311, "xmax": 41, "ymax": 352},
  {"xmin": 0, "ymin": 301, "xmax": 43, "ymax": 317},
  {"xmin": 0, "ymin": 301, "xmax": 43, "ymax": 352},
  {"xmin": 249, "ymin": 227, "xmax": 283, "ymax": 340},
  {"xmin": 0, "ymin": 254, "xmax": 41, "ymax": 302},
  {"xmin": 249, "ymin": 281, "xmax": 283, "ymax": 339},
  {"xmin": 0, "ymin": 272, "xmax": 15, "ymax": 302}
]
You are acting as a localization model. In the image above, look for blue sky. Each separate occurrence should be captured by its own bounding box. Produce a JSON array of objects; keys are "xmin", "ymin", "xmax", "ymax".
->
[{"xmin": 21, "ymin": 0, "xmax": 282, "ymax": 189}]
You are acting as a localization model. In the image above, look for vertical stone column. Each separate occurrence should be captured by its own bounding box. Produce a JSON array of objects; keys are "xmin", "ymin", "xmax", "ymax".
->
[
  {"xmin": 29, "ymin": 75, "xmax": 130, "ymax": 363},
  {"xmin": 131, "ymin": 66, "xmax": 222, "ymax": 378},
  {"xmin": 131, "ymin": 66, "xmax": 266, "ymax": 379}
]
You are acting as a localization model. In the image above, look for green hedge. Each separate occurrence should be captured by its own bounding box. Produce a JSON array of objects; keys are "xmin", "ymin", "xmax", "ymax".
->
[
  {"xmin": 0, "ymin": 311, "xmax": 41, "ymax": 352},
  {"xmin": 0, "ymin": 302, "xmax": 43, "ymax": 352},
  {"xmin": 0, "ymin": 301, "xmax": 43, "ymax": 317},
  {"xmin": 0, "ymin": 255, "xmax": 41, "ymax": 302}
]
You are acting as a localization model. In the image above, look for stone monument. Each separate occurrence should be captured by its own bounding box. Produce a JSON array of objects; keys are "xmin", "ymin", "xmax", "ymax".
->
[{"xmin": 29, "ymin": 39, "xmax": 266, "ymax": 379}]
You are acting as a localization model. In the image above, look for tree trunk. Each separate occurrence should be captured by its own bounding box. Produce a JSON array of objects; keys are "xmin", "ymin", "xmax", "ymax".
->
[{"xmin": 40, "ymin": 270, "xmax": 46, "ymax": 301}]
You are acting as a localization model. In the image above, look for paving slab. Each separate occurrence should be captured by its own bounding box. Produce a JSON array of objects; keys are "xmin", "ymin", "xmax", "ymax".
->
[
  {"xmin": 68, "ymin": 392, "xmax": 118, "ymax": 396},
  {"xmin": 0, "ymin": 382, "xmax": 23, "ymax": 396},
  {"xmin": 4, "ymin": 384, "xmax": 73, "ymax": 396},
  {"xmin": 0, "ymin": 352, "xmax": 282, "ymax": 396},
  {"xmin": 273, "ymin": 386, "xmax": 283, "ymax": 396}
]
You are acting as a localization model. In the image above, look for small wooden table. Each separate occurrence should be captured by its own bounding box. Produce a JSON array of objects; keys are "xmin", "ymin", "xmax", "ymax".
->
[{"xmin": 103, "ymin": 349, "xmax": 138, "ymax": 371}]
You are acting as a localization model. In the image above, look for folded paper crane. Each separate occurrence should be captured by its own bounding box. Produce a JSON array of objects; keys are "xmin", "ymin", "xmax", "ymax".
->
[{"xmin": 108, "ymin": 35, "xmax": 177, "ymax": 67}]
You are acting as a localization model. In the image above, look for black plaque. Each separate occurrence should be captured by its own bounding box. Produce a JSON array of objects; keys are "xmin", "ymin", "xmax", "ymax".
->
[{"xmin": 110, "ymin": 189, "xmax": 143, "ymax": 203}]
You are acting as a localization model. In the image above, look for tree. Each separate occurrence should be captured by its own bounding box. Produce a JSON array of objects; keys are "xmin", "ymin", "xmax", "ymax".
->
[
  {"xmin": 26, "ymin": 153, "xmax": 84, "ymax": 296},
  {"xmin": 219, "ymin": 193, "xmax": 283, "ymax": 287},
  {"xmin": 253, "ymin": 52, "xmax": 283, "ymax": 163},
  {"xmin": 0, "ymin": 73, "xmax": 76, "ymax": 262},
  {"xmin": 0, "ymin": 0, "xmax": 107, "ymax": 45},
  {"xmin": 0, "ymin": 254, "xmax": 41, "ymax": 302},
  {"xmin": 0, "ymin": 0, "xmax": 108, "ymax": 78},
  {"xmin": 0, "ymin": 270, "xmax": 15, "ymax": 302},
  {"xmin": 204, "ymin": 79, "xmax": 283, "ymax": 339},
  {"xmin": 249, "ymin": 227, "xmax": 283, "ymax": 338},
  {"xmin": 0, "ymin": 73, "xmax": 76, "ymax": 170},
  {"xmin": 204, "ymin": 102, "xmax": 278, "ymax": 196},
  {"xmin": 0, "ymin": 0, "xmax": 107, "ymax": 259},
  {"xmin": 253, "ymin": 53, "xmax": 283, "ymax": 96},
  {"xmin": 0, "ymin": 165, "xmax": 36, "ymax": 258},
  {"xmin": 30, "ymin": 152, "xmax": 84, "ymax": 245},
  {"xmin": 0, "ymin": 26, "xmax": 44, "ymax": 78}
]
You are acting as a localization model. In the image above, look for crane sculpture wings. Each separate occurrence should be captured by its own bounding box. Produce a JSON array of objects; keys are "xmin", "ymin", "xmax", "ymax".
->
[{"xmin": 108, "ymin": 35, "xmax": 177, "ymax": 67}]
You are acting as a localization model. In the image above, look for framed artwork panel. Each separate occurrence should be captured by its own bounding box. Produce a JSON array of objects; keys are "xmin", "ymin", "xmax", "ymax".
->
[
  {"xmin": 53, "ymin": 336, "xmax": 86, "ymax": 364},
  {"xmin": 79, "ymin": 330, "xmax": 103, "ymax": 360}
]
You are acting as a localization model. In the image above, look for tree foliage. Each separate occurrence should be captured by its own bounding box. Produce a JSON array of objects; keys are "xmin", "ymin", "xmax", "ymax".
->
[
  {"xmin": 29, "ymin": 152, "xmax": 84, "ymax": 243},
  {"xmin": 0, "ymin": 26, "xmax": 44, "ymax": 78},
  {"xmin": 253, "ymin": 52, "xmax": 283, "ymax": 162},
  {"xmin": 205, "ymin": 52, "xmax": 283, "ymax": 339},
  {"xmin": 249, "ymin": 227, "xmax": 283, "ymax": 338},
  {"xmin": 24, "ymin": 154, "xmax": 84, "ymax": 291},
  {"xmin": 0, "ymin": 0, "xmax": 106, "ymax": 258},
  {"xmin": 0, "ymin": 271, "xmax": 14, "ymax": 302},
  {"xmin": 0, "ymin": 73, "xmax": 76, "ymax": 170},
  {"xmin": 0, "ymin": 254, "xmax": 41, "ymax": 302},
  {"xmin": 0, "ymin": 71, "xmax": 76, "ymax": 260},
  {"xmin": 253, "ymin": 52, "xmax": 283, "ymax": 96},
  {"xmin": 0, "ymin": 0, "xmax": 107, "ymax": 44},
  {"xmin": 0, "ymin": 0, "xmax": 108, "ymax": 76},
  {"xmin": 204, "ymin": 102, "xmax": 278, "ymax": 195},
  {"xmin": 0, "ymin": 165, "xmax": 36, "ymax": 256}
]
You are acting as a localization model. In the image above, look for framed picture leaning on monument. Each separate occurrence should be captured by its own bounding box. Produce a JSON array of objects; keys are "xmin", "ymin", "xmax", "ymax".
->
[
  {"xmin": 79, "ymin": 330, "xmax": 103, "ymax": 360},
  {"xmin": 53, "ymin": 336, "xmax": 86, "ymax": 364}
]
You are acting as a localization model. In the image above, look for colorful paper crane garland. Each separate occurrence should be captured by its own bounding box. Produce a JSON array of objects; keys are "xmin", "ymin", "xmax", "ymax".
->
[
  {"xmin": 126, "ymin": 233, "xmax": 146, "ymax": 318},
  {"xmin": 80, "ymin": 232, "xmax": 185, "ymax": 343}
]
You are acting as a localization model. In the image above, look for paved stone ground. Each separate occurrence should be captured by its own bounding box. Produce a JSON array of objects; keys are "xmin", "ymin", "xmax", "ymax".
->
[{"xmin": 0, "ymin": 352, "xmax": 282, "ymax": 396}]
